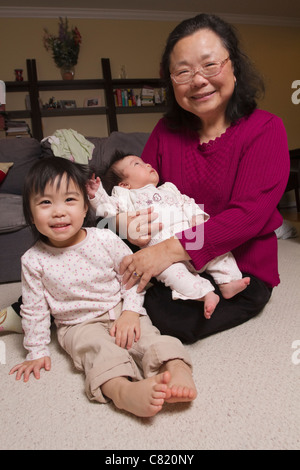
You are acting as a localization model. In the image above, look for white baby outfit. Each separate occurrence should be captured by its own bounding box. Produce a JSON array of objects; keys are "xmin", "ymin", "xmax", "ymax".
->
[{"xmin": 90, "ymin": 182, "xmax": 242, "ymax": 300}]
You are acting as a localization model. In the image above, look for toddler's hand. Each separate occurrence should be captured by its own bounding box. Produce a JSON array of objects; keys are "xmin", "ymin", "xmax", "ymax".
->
[
  {"xmin": 86, "ymin": 173, "xmax": 101, "ymax": 199},
  {"xmin": 9, "ymin": 356, "xmax": 51, "ymax": 382},
  {"xmin": 110, "ymin": 310, "xmax": 140, "ymax": 350}
]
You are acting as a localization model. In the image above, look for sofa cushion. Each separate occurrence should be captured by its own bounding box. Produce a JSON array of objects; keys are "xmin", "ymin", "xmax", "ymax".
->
[
  {"xmin": 41, "ymin": 131, "xmax": 149, "ymax": 175},
  {"xmin": 89, "ymin": 131, "xmax": 150, "ymax": 174},
  {"xmin": 0, "ymin": 162, "xmax": 14, "ymax": 183},
  {"xmin": 0, "ymin": 138, "xmax": 41, "ymax": 195},
  {"xmin": 0, "ymin": 193, "xmax": 27, "ymax": 233}
]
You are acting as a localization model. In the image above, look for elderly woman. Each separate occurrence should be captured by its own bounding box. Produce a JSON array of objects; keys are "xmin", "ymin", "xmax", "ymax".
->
[{"xmin": 119, "ymin": 13, "xmax": 290, "ymax": 343}]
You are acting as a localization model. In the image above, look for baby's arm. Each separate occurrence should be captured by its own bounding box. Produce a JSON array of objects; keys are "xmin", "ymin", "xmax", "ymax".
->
[
  {"xmin": 86, "ymin": 173, "xmax": 101, "ymax": 199},
  {"xmin": 9, "ymin": 356, "xmax": 51, "ymax": 382},
  {"xmin": 110, "ymin": 310, "xmax": 141, "ymax": 350},
  {"xmin": 164, "ymin": 182, "xmax": 209, "ymax": 226}
]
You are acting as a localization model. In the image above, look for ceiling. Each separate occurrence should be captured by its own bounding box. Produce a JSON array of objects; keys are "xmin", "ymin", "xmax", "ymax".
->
[{"xmin": 1, "ymin": 0, "xmax": 300, "ymax": 22}]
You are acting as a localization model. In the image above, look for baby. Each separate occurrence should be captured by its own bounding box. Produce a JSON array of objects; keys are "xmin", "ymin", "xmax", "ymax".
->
[{"xmin": 87, "ymin": 151, "xmax": 250, "ymax": 318}]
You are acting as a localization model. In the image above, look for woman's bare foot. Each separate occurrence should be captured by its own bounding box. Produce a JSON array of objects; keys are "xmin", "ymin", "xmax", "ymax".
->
[
  {"xmin": 200, "ymin": 290, "xmax": 220, "ymax": 319},
  {"xmin": 101, "ymin": 371, "xmax": 170, "ymax": 418},
  {"xmin": 219, "ymin": 277, "xmax": 250, "ymax": 299},
  {"xmin": 160, "ymin": 360, "xmax": 197, "ymax": 403}
]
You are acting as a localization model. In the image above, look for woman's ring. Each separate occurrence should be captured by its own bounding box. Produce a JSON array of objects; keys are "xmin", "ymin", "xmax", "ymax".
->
[{"xmin": 133, "ymin": 271, "xmax": 141, "ymax": 278}]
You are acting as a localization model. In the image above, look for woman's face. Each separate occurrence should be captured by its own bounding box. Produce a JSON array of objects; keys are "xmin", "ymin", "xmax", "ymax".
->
[{"xmin": 169, "ymin": 28, "xmax": 236, "ymax": 124}]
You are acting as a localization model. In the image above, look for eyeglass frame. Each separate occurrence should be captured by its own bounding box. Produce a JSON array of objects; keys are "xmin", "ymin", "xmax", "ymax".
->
[{"xmin": 170, "ymin": 56, "xmax": 230, "ymax": 84}]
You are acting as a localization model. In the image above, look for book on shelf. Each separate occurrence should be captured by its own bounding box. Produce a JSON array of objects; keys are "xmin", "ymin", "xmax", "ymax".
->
[
  {"xmin": 114, "ymin": 89, "xmax": 137, "ymax": 107},
  {"xmin": 141, "ymin": 86, "xmax": 154, "ymax": 106},
  {"xmin": 5, "ymin": 120, "xmax": 32, "ymax": 138},
  {"xmin": 113, "ymin": 86, "xmax": 166, "ymax": 108}
]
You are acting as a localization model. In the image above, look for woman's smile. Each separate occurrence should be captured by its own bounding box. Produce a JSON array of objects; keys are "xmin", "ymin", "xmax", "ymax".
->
[{"xmin": 190, "ymin": 90, "xmax": 216, "ymax": 101}]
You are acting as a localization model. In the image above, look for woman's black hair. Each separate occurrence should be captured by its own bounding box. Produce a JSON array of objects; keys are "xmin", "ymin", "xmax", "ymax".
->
[
  {"xmin": 101, "ymin": 150, "xmax": 133, "ymax": 195},
  {"xmin": 23, "ymin": 157, "xmax": 96, "ymax": 242},
  {"xmin": 161, "ymin": 13, "xmax": 265, "ymax": 130}
]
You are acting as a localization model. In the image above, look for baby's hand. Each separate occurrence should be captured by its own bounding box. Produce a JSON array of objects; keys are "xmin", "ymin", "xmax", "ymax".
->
[
  {"xmin": 86, "ymin": 173, "xmax": 101, "ymax": 199},
  {"xmin": 190, "ymin": 214, "xmax": 205, "ymax": 227},
  {"xmin": 110, "ymin": 310, "xmax": 141, "ymax": 350},
  {"xmin": 9, "ymin": 356, "xmax": 51, "ymax": 382}
]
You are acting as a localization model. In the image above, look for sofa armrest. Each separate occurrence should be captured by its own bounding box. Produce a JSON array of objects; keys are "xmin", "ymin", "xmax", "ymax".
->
[{"xmin": 0, "ymin": 138, "xmax": 42, "ymax": 195}]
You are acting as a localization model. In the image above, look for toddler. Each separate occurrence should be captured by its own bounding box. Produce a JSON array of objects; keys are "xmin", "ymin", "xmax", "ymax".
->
[
  {"xmin": 87, "ymin": 151, "xmax": 250, "ymax": 318},
  {"xmin": 9, "ymin": 157, "xmax": 196, "ymax": 418}
]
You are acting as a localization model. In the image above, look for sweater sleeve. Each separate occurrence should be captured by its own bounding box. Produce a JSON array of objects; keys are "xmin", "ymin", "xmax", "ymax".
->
[
  {"xmin": 21, "ymin": 251, "xmax": 51, "ymax": 360},
  {"xmin": 179, "ymin": 114, "xmax": 290, "ymax": 270}
]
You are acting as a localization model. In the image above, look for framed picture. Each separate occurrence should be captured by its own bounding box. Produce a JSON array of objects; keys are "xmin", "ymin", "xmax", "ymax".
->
[
  {"xmin": 84, "ymin": 97, "xmax": 101, "ymax": 107},
  {"xmin": 60, "ymin": 100, "xmax": 77, "ymax": 109}
]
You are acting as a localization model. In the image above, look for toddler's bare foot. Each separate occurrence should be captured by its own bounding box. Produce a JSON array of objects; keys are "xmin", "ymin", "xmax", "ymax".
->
[
  {"xmin": 160, "ymin": 360, "xmax": 197, "ymax": 403},
  {"xmin": 219, "ymin": 277, "xmax": 250, "ymax": 299},
  {"xmin": 200, "ymin": 290, "xmax": 220, "ymax": 319},
  {"xmin": 101, "ymin": 371, "xmax": 170, "ymax": 418}
]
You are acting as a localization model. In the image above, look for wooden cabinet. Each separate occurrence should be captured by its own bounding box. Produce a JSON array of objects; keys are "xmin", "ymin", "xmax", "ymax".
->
[{"xmin": 4, "ymin": 58, "xmax": 166, "ymax": 140}]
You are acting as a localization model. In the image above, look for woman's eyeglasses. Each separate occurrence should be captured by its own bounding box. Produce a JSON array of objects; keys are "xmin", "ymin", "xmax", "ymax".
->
[{"xmin": 171, "ymin": 57, "xmax": 230, "ymax": 84}]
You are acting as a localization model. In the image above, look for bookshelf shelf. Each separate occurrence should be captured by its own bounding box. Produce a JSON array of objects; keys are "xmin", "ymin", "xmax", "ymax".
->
[{"xmin": 116, "ymin": 105, "xmax": 166, "ymax": 115}]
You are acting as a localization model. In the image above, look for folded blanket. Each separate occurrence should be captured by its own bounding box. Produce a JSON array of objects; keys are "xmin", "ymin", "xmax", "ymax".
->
[{"xmin": 45, "ymin": 128, "xmax": 95, "ymax": 164}]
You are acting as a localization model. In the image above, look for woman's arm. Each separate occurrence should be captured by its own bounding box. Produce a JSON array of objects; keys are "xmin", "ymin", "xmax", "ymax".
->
[{"xmin": 180, "ymin": 115, "xmax": 290, "ymax": 271}]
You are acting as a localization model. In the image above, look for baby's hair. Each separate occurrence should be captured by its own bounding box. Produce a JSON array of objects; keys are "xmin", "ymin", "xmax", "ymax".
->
[
  {"xmin": 101, "ymin": 150, "xmax": 135, "ymax": 195},
  {"xmin": 23, "ymin": 157, "xmax": 96, "ymax": 241}
]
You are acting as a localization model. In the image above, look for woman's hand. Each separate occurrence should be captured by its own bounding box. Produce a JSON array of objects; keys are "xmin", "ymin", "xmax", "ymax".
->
[
  {"xmin": 119, "ymin": 237, "xmax": 190, "ymax": 292},
  {"xmin": 9, "ymin": 356, "xmax": 51, "ymax": 382},
  {"xmin": 117, "ymin": 206, "xmax": 162, "ymax": 247}
]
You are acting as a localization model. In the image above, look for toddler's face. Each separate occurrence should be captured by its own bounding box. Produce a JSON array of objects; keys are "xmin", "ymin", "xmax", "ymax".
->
[
  {"xmin": 30, "ymin": 175, "xmax": 87, "ymax": 247},
  {"xmin": 116, "ymin": 155, "xmax": 159, "ymax": 189}
]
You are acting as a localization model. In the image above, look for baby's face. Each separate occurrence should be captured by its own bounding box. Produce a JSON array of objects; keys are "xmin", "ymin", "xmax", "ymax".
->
[{"xmin": 116, "ymin": 155, "xmax": 159, "ymax": 189}]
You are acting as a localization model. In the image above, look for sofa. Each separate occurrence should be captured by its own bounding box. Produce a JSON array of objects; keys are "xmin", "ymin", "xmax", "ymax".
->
[{"xmin": 0, "ymin": 131, "xmax": 150, "ymax": 284}]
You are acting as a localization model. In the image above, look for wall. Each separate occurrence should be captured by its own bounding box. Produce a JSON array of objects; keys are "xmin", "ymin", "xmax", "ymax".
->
[{"xmin": 0, "ymin": 17, "xmax": 299, "ymax": 147}]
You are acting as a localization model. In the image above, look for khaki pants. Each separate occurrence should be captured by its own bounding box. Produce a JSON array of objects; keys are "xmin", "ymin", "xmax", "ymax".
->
[{"xmin": 56, "ymin": 302, "xmax": 192, "ymax": 403}]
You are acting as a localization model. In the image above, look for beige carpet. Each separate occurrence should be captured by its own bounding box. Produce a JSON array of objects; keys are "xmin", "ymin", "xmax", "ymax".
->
[{"xmin": 0, "ymin": 224, "xmax": 299, "ymax": 450}]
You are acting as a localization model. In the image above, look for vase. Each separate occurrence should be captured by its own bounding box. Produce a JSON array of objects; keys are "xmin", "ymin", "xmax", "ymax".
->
[{"xmin": 60, "ymin": 66, "xmax": 75, "ymax": 80}]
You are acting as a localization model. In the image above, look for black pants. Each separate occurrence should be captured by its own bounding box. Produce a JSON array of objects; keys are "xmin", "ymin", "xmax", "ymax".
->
[{"xmin": 144, "ymin": 273, "xmax": 272, "ymax": 344}]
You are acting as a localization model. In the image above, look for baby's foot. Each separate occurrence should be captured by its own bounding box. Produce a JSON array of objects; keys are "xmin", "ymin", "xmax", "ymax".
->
[
  {"xmin": 219, "ymin": 277, "xmax": 250, "ymax": 299},
  {"xmin": 160, "ymin": 360, "xmax": 197, "ymax": 403},
  {"xmin": 105, "ymin": 372, "xmax": 170, "ymax": 418},
  {"xmin": 200, "ymin": 291, "xmax": 220, "ymax": 319}
]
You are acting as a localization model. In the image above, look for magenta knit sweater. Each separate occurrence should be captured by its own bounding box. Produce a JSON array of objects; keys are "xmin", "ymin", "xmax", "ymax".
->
[{"xmin": 141, "ymin": 109, "xmax": 290, "ymax": 287}]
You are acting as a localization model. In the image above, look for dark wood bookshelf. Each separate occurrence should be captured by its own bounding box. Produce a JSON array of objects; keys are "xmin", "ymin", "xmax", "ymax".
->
[{"xmin": 4, "ymin": 58, "xmax": 166, "ymax": 141}]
